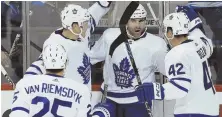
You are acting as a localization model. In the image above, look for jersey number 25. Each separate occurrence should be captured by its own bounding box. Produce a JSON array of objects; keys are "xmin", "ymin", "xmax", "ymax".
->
[{"xmin": 32, "ymin": 96, "xmax": 72, "ymax": 117}]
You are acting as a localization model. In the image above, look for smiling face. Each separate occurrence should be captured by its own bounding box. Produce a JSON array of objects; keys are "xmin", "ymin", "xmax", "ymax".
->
[{"xmin": 126, "ymin": 18, "xmax": 146, "ymax": 39}]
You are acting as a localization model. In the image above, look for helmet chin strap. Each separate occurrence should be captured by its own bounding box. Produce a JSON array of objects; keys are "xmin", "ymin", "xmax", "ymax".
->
[
  {"xmin": 69, "ymin": 28, "xmax": 83, "ymax": 39},
  {"xmin": 164, "ymin": 33, "xmax": 174, "ymax": 48},
  {"xmin": 126, "ymin": 26, "xmax": 147, "ymax": 39},
  {"xmin": 69, "ymin": 22, "xmax": 85, "ymax": 40}
]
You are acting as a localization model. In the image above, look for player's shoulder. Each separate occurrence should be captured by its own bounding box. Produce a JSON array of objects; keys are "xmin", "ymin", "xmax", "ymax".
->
[
  {"xmin": 102, "ymin": 28, "xmax": 121, "ymax": 40},
  {"xmin": 17, "ymin": 75, "xmax": 45, "ymax": 87},
  {"xmin": 63, "ymin": 78, "xmax": 90, "ymax": 93},
  {"xmin": 43, "ymin": 28, "xmax": 66, "ymax": 45},
  {"xmin": 143, "ymin": 32, "xmax": 167, "ymax": 51},
  {"xmin": 22, "ymin": 75, "xmax": 46, "ymax": 82},
  {"xmin": 146, "ymin": 32, "xmax": 162, "ymax": 40},
  {"xmin": 145, "ymin": 33, "xmax": 166, "ymax": 46},
  {"xmin": 165, "ymin": 40, "xmax": 194, "ymax": 62},
  {"xmin": 103, "ymin": 28, "xmax": 120, "ymax": 34}
]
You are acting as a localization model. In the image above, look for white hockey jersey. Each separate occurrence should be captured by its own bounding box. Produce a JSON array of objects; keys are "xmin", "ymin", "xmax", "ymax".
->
[
  {"xmin": 90, "ymin": 28, "xmax": 168, "ymax": 104},
  {"xmin": 24, "ymin": 2, "xmax": 110, "ymax": 89},
  {"xmin": 10, "ymin": 74, "xmax": 91, "ymax": 117},
  {"xmin": 163, "ymin": 29, "xmax": 219, "ymax": 116}
]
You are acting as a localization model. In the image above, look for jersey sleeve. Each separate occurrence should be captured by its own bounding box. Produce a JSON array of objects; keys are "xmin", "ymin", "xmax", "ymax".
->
[
  {"xmin": 76, "ymin": 87, "xmax": 91, "ymax": 117},
  {"xmin": 88, "ymin": 2, "xmax": 111, "ymax": 33},
  {"xmin": 189, "ymin": 28, "xmax": 213, "ymax": 59},
  {"xmin": 89, "ymin": 29, "xmax": 108, "ymax": 65},
  {"xmin": 24, "ymin": 54, "xmax": 46, "ymax": 77},
  {"xmin": 10, "ymin": 80, "xmax": 30, "ymax": 117},
  {"xmin": 152, "ymin": 39, "xmax": 168, "ymax": 76},
  {"xmin": 162, "ymin": 52, "xmax": 192, "ymax": 100}
]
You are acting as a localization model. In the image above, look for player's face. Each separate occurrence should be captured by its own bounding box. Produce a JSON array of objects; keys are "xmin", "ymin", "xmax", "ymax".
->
[
  {"xmin": 166, "ymin": 30, "xmax": 173, "ymax": 39},
  {"xmin": 72, "ymin": 21, "xmax": 88, "ymax": 38},
  {"xmin": 126, "ymin": 18, "xmax": 146, "ymax": 38}
]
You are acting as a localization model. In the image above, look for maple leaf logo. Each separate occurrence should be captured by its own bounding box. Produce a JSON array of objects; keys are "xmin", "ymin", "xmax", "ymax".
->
[
  {"xmin": 78, "ymin": 53, "xmax": 91, "ymax": 84},
  {"xmin": 113, "ymin": 57, "xmax": 135, "ymax": 89}
]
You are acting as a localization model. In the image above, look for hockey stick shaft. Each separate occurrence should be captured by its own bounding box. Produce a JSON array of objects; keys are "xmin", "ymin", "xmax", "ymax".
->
[
  {"xmin": 9, "ymin": 22, "xmax": 22, "ymax": 57},
  {"xmin": 147, "ymin": 3, "xmax": 171, "ymax": 50},
  {"xmin": 101, "ymin": 84, "xmax": 108, "ymax": 103},
  {"xmin": 1, "ymin": 65, "xmax": 15, "ymax": 89},
  {"xmin": 124, "ymin": 42, "xmax": 153, "ymax": 117},
  {"xmin": 101, "ymin": 61, "xmax": 109, "ymax": 103}
]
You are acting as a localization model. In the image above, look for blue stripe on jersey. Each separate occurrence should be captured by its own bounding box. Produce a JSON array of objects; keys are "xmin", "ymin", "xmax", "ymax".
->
[
  {"xmin": 200, "ymin": 37, "xmax": 213, "ymax": 56},
  {"xmin": 46, "ymin": 74, "xmax": 64, "ymax": 78},
  {"xmin": 189, "ymin": 24, "xmax": 203, "ymax": 32},
  {"xmin": 101, "ymin": 88, "xmax": 137, "ymax": 98},
  {"xmin": 12, "ymin": 107, "xmax": 29, "ymax": 113},
  {"xmin": 30, "ymin": 64, "xmax": 43, "ymax": 74},
  {"xmin": 25, "ymin": 72, "xmax": 38, "ymax": 75},
  {"xmin": 170, "ymin": 78, "xmax": 191, "ymax": 83},
  {"xmin": 175, "ymin": 114, "xmax": 219, "ymax": 117},
  {"xmin": 170, "ymin": 80, "xmax": 189, "ymax": 93}
]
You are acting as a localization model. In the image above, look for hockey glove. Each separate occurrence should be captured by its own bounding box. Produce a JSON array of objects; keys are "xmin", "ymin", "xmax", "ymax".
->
[
  {"xmin": 136, "ymin": 83, "xmax": 164, "ymax": 104},
  {"xmin": 176, "ymin": 5, "xmax": 203, "ymax": 32},
  {"xmin": 91, "ymin": 103, "xmax": 115, "ymax": 117},
  {"xmin": 97, "ymin": 1, "xmax": 112, "ymax": 8}
]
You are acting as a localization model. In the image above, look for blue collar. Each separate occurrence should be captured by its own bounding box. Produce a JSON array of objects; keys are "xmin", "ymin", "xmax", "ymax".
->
[
  {"xmin": 55, "ymin": 29, "xmax": 81, "ymax": 42},
  {"xmin": 46, "ymin": 74, "xmax": 64, "ymax": 78},
  {"xmin": 181, "ymin": 40, "xmax": 193, "ymax": 44}
]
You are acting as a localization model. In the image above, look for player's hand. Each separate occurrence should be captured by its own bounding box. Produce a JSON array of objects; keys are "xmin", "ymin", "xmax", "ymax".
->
[
  {"xmin": 91, "ymin": 102, "xmax": 115, "ymax": 117},
  {"xmin": 136, "ymin": 83, "xmax": 164, "ymax": 106},
  {"xmin": 175, "ymin": 5, "xmax": 203, "ymax": 31}
]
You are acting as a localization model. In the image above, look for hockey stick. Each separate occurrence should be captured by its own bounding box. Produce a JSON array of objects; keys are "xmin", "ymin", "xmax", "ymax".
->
[
  {"xmin": 114, "ymin": 1, "xmax": 153, "ymax": 116},
  {"xmin": 101, "ymin": 62, "xmax": 108, "ymax": 103},
  {"xmin": 124, "ymin": 40, "xmax": 153, "ymax": 117},
  {"xmin": 9, "ymin": 22, "xmax": 22, "ymax": 58},
  {"xmin": 146, "ymin": 3, "xmax": 171, "ymax": 50},
  {"xmin": 1, "ymin": 65, "xmax": 15, "ymax": 89},
  {"xmin": 101, "ymin": 83, "xmax": 108, "ymax": 103}
]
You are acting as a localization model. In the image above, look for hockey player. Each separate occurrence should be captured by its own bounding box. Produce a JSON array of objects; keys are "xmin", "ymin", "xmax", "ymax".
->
[
  {"xmin": 136, "ymin": 12, "xmax": 219, "ymax": 117},
  {"xmin": 176, "ymin": 2, "xmax": 222, "ymax": 84},
  {"xmin": 24, "ymin": 2, "xmax": 112, "ymax": 88},
  {"xmin": 10, "ymin": 44, "xmax": 91, "ymax": 117},
  {"xmin": 90, "ymin": 2, "xmax": 168, "ymax": 117}
]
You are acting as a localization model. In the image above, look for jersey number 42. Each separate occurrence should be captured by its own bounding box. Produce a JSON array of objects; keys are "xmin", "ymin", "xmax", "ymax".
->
[{"xmin": 168, "ymin": 61, "xmax": 215, "ymax": 94}]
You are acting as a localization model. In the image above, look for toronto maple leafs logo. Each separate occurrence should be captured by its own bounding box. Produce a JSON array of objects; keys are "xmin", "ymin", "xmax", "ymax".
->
[
  {"xmin": 113, "ymin": 57, "xmax": 135, "ymax": 89},
  {"xmin": 72, "ymin": 9, "xmax": 77, "ymax": 14},
  {"xmin": 78, "ymin": 53, "xmax": 91, "ymax": 84}
]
